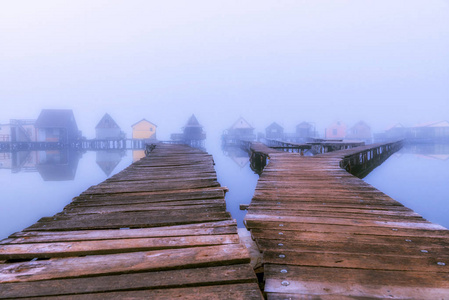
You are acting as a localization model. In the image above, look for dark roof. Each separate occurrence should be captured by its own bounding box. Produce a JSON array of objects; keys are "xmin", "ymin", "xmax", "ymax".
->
[
  {"xmin": 351, "ymin": 121, "xmax": 371, "ymax": 129},
  {"xmin": 230, "ymin": 117, "xmax": 254, "ymax": 130},
  {"xmin": 96, "ymin": 113, "xmax": 120, "ymax": 129},
  {"xmin": 131, "ymin": 119, "xmax": 157, "ymax": 128},
  {"xmin": 297, "ymin": 122, "xmax": 313, "ymax": 128},
  {"xmin": 35, "ymin": 109, "xmax": 78, "ymax": 130},
  {"xmin": 266, "ymin": 122, "xmax": 283, "ymax": 130},
  {"xmin": 185, "ymin": 114, "xmax": 203, "ymax": 128}
]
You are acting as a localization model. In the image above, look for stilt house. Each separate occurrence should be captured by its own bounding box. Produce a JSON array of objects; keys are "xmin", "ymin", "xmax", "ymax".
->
[
  {"xmin": 265, "ymin": 122, "xmax": 284, "ymax": 140},
  {"xmin": 96, "ymin": 114, "xmax": 124, "ymax": 140},
  {"xmin": 35, "ymin": 109, "xmax": 80, "ymax": 143}
]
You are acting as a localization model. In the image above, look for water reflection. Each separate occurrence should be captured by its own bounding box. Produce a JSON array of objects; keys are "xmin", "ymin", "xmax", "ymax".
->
[
  {"xmin": 0, "ymin": 149, "xmax": 132, "ymax": 239},
  {"xmin": 364, "ymin": 143, "xmax": 449, "ymax": 229},
  {"xmin": 213, "ymin": 142, "xmax": 259, "ymax": 227},
  {"xmin": 2, "ymin": 140, "xmax": 447, "ymax": 239},
  {"xmin": 36, "ymin": 150, "xmax": 81, "ymax": 181},
  {"xmin": 222, "ymin": 145, "xmax": 250, "ymax": 169},
  {"xmin": 96, "ymin": 150, "xmax": 127, "ymax": 176},
  {"xmin": 405, "ymin": 143, "xmax": 449, "ymax": 160},
  {"xmin": 0, "ymin": 149, "xmax": 130, "ymax": 181}
]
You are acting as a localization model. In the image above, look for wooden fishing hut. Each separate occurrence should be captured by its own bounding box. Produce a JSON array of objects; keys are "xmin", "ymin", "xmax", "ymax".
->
[
  {"xmin": 95, "ymin": 114, "xmax": 125, "ymax": 140},
  {"xmin": 35, "ymin": 109, "xmax": 81, "ymax": 144},
  {"xmin": 265, "ymin": 122, "xmax": 284, "ymax": 140},
  {"xmin": 222, "ymin": 117, "xmax": 256, "ymax": 146}
]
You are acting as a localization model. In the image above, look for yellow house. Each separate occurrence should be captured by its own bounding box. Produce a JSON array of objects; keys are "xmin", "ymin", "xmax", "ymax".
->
[{"xmin": 131, "ymin": 119, "xmax": 157, "ymax": 140}]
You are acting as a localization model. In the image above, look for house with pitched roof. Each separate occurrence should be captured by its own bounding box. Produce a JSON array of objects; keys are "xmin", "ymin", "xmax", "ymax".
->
[
  {"xmin": 131, "ymin": 119, "xmax": 157, "ymax": 140},
  {"xmin": 325, "ymin": 121, "xmax": 346, "ymax": 140},
  {"xmin": 171, "ymin": 114, "xmax": 206, "ymax": 148},
  {"xmin": 265, "ymin": 122, "xmax": 284, "ymax": 140},
  {"xmin": 410, "ymin": 121, "xmax": 449, "ymax": 142},
  {"xmin": 296, "ymin": 122, "xmax": 316, "ymax": 140},
  {"xmin": 346, "ymin": 121, "xmax": 372, "ymax": 143},
  {"xmin": 95, "ymin": 113, "xmax": 124, "ymax": 140},
  {"xmin": 35, "ymin": 109, "xmax": 80, "ymax": 143},
  {"xmin": 222, "ymin": 117, "xmax": 256, "ymax": 146},
  {"xmin": 182, "ymin": 114, "xmax": 206, "ymax": 141}
]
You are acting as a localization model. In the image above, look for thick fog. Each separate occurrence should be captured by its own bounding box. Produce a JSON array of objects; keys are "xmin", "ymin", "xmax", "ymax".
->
[{"xmin": 1, "ymin": 0, "xmax": 448, "ymax": 139}]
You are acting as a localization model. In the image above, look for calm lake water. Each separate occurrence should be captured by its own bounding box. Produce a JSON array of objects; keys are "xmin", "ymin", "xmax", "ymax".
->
[
  {"xmin": 0, "ymin": 141, "xmax": 447, "ymax": 240},
  {"xmin": 364, "ymin": 143, "xmax": 449, "ymax": 230}
]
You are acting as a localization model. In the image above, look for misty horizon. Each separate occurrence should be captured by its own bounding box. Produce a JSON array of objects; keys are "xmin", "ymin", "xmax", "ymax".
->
[{"xmin": 1, "ymin": 1, "xmax": 448, "ymax": 141}]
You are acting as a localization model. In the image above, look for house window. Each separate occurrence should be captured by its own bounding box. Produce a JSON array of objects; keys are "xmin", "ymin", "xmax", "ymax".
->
[{"xmin": 332, "ymin": 129, "xmax": 337, "ymax": 135}]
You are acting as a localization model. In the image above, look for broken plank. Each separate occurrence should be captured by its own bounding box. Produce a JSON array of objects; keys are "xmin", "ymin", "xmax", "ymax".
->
[{"xmin": 0, "ymin": 244, "xmax": 250, "ymax": 283}]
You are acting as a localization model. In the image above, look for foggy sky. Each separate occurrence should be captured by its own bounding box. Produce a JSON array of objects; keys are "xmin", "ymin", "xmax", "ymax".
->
[{"xmin": 1, "ymin": 1, "xmax": 448, "ymax": 139}]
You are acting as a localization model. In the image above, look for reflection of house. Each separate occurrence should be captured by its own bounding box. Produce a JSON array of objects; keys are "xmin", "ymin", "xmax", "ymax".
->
[
  {"xmin": 222, "ymin": 117, "xmax": 256, "ymax": 146},
  {"xmin": 0, "ymin": 152, "xmax": 12, "ymax": 169},
  {"xmin": 325, "ymin": 121, "xmax": 346, "ymax": 139},
  {"xmin": 132, "ymin": 150, "xmax": 146, "ymax": 162},
  {"xmin": 132, "ymin": 119, "xmax": 157, "ymax": 140},
  {"xmin": 96, "ymin": 150, "xmax": 124, "ymax": 176},
  {"xmin": 0, "ymin": 120, "xmax": 36, "ymax": 142},
  {"xmin": 35, "ymin": 109, "xmax": 80, "ymax": 143},
  {"xmin": 0, "ymin": 151, "xmax": 38, "ymax": 172},
  {"xmin": 404, "ymin": 143, "xmax": 449, "ymax": 161},
  {"xmin": 296, "ymin": 122, "xmax": 316, "ymax": 139},
  {"xmin": 96, "ymin": 113, "xmax": 124, "ymax": 140},
  {"xmin": 36, "ymin": 149, "xmax": 80, "ymax": 181},
  {"xmin": 265, "ymin": 122, "xmax": 284, "ymax": 140},
  {"xmin": 222, "ymin": 146, "xmax": 250, "ymax": 168},
  {"xmin": 410, "ymin": 121, "xmax": 449, "ymax": 142},
  {"xmin": 346, "ymin": 121, "xmax": 372, "ymax": 143}
]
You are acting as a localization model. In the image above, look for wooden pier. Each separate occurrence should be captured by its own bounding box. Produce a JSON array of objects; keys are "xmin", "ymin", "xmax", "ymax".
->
[
  {"xmin": 244, "ymin": 141, "xmax": 449, "ymax": 299},
  {"xmin": 0, "ymin": 144, "xmax": 262, "ymax": 299}
]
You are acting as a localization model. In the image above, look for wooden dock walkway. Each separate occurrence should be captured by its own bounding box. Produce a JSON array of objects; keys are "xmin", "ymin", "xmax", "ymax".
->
[
  {"xmin": 244, "ymin": 142, "xmax": 449, "ymax": 299},
  {"xmin": 0, "ymin": 144, "xmax": 262, "ymax": 299}
]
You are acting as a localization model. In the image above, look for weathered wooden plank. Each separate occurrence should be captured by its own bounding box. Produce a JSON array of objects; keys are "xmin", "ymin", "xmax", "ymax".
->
[
  {"xmin": 0, "ymin": 264, "xmax": 257, "ymax": 299},
  {"xmin": 244, "ymin": 220, "xmax": 449, "ymax": 238},
  {"xmin": 263, "ymin": 250, "xmax": 449, "ymax": 272},
  {"xmin": 83, "ymin": 179, "xmax": 221, "ymax": 194},
  {"xmin": 26, "ymin": 211, "xmax": 231, "ymax": 231},
  {"xmin": 6, "ymin": 220, "xmax": 237, "ymax": 243},
  {"xmin": 67, "ymin": 199, "xmax": 226, "ymax": 209},
  {"xmin": 72, "ymin": 189, "xmax": 227, "ymax": 207},
  {"xmin": 100, "ymin": 175, "xmax": 219, "ymax": 185},
  {"xmin": 245, "ymin": 214, "xmax": 444, "ymax": 230},
  {"xmin": 246, "ymin": 208, "xmax": 423, "ymax": 221},
  {"xmin": 61, "ymin": 202, "xmax": 226, "ymax": 215},
  {"xmin": 0, "ymin": 244, "xmax": 250, "ymax": 283},
  {"xmin": 266, "ymin": 293, "xmax": 356, "ymax": 299},
  {"xmin": 0, "ymin": 234, "xmax": 240, "ymax": 259},
  {"xmin": 249, "ymin": 201, "xmax": 410, "ymax": 211},
  {"xmin": 264, "ymin": 264, "xmax": 449, "ymax": 298},
  {"xmin": 34, "ymin": 283, "xmax": 263, "ymax": 300},
  {"xmin": 250, "ymin": 229, "xmax": 449, "ymax": 248},
  {"xmin": 255, "ymin": 238, "xmax": 448, "ymax": 257}
]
